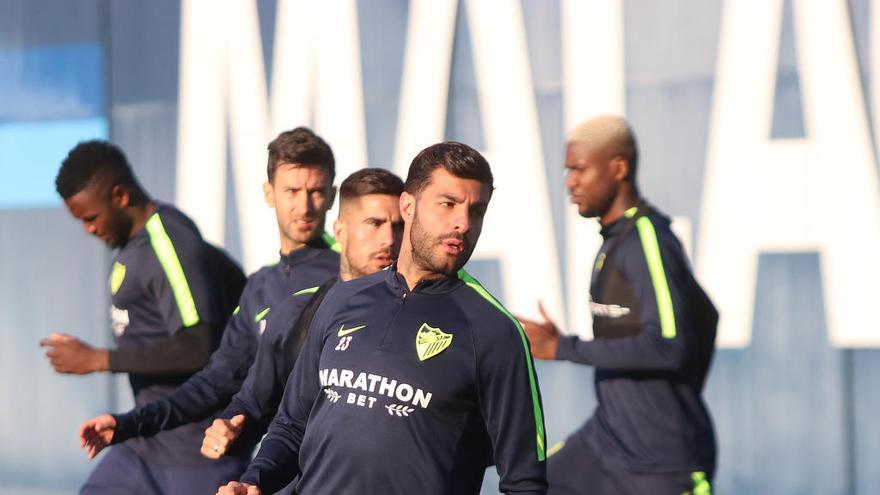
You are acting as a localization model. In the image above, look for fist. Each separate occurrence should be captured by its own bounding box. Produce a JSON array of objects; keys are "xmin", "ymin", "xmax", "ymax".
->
[
  {"xmin": 201, "ymin": 414, "xmax": 246, "ymax": 459},
  {"xmin": 40, "ymin": 333, "xmax": 107, "ymax": 374},
  {"xmin": 216, "ymin": 481, "xmax": 260, "ymax": 495}
]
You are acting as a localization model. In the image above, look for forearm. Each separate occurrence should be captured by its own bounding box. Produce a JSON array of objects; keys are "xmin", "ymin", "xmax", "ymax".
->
[
  {"xmin": 229, "ymin": 335, "xmax": 291, "ymax": 425},
  {"xmin": 218, "ymin": 396, "xmax": 269, "ymax": 451},
  {"xmin": 240, "ymin": 418, "xmax": 303, "ymax": 493},
  {"xmin": 108, "ymin": 323, "xmax": 214, "ymax": 374},
  {"xmin": 112, "ymin": 355, "xmax": 250, "ymax": 442},
  {"xmin": 555, "ymin": 332, "xmax": 685, "ymax": 370}
]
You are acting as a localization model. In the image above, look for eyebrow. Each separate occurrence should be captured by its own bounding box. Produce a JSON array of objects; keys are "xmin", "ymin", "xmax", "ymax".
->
[{"xmin": 439, "ymin": 193, "xmax": 464, "ymax": 203}]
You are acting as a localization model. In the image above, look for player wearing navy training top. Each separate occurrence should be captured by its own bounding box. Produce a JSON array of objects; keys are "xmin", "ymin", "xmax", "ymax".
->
[
  {"xmin": 218, "ymin": 142, "xmax": 547, "ymax": 495},
  {"xmin": 73, "ymin": 128, "xmax": 339, "ymax": 494},
  {"xmin": 42, "ymin": 140, "xmax": 246, "ymax": 494},
  {"xmin": 519, "ymin": 115, "xmax": 718, "ymax": 495},
  {"xmin": 200, "ymin": 168, "xmax": 405, "ymax": 467}
]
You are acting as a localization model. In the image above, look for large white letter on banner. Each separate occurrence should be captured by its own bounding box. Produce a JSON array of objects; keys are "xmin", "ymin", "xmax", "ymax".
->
[
  {"xmin": 561, "ymin": 0, "xmax": 625, "ymax": 339},
  {"xmin": 698, "ymin": 0, "xmax": 880, "ymax": 347},
  {"xmin": 394, "ymin": 0, "xmax": 565, "ymax": 324},
  {"xmin": 176, "ymin": 0, "xmax": 366, "ymax": 272}
]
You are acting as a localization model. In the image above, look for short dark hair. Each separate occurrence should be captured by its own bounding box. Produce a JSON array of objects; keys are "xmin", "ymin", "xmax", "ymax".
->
[
  {"xmin": 55, "ymin": 140, "xmax": 139, "ymax": 199},
  {"xmin": 403, "ymin": 141, "xmax": 493, "ymax": 195},
  {"xmin": 267, "ymin": 127, "xmax": 335, "ymax": 183},
  {"xmin": 339, "ymin": 168, "xmax": 404, "ymax": 204}
]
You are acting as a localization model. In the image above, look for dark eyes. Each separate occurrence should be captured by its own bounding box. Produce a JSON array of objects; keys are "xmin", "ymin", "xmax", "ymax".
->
[{"xmin": 285, "ymin": 188, "xmax": 325, "ymax": 197}]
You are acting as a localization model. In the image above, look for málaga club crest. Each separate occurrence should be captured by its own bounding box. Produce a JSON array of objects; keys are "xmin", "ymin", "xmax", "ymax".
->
[{"xmin": 416, "ymin": 323, "xmax": 453, "ymax": 361}]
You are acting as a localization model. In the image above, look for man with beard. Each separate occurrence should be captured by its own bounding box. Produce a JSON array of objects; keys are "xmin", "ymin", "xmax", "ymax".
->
[
  {"xmin": 217, "ymin": 142, "xmax": 548, "ymax": 495},
  {"xmin": 198, "ymin": 168, "xmax": 404, "ymax": 465},
  {"xmin": 518, "ymin": 115, "xmax": 718, "ymax": 495},
  {"xmin": 76, "ymin": 127, "xmax": 340, "ymax": 493}
]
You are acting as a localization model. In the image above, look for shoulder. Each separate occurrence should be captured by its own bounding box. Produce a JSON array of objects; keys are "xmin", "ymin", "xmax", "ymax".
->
[
  {"xmin": 275, "ymin": 277, "xmax": 338, "ymax": 319},
  {"xmin": 453, "ymin": 271, "xmax": 524, "ymax": 345},
  {"xmin": 147, "ymin": 204, "xmax": 203, "ymax": 242},
  {"xmin": 143, "ymin": 204, "xmax": 208, "ymax": 266},
  {"xmin": 325, "ymin": 270, "xmax": 385, "ymax": 302},
  {"xmin": 248, "ymin": 261, "xmax": 281, "ymax": 282},
  {"xmin": 311, "ymin": 271, "xmax": 385, "ymax": 318},
  {"xmin": 299, "ymin": 249, "xmax": 341, "ymax": 282},
  {"xmin": 618, "ymin": 209, "xmax": 685, "ymax": 262},
  {"xmin": 235, "ymin": 261, "xmax": 284, "ymax": 305}
]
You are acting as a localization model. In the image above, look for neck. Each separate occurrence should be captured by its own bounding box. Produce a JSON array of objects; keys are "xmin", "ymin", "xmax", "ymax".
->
[
  {"xmin": 339, "ymin": 255, "xmax": 352, "ymax": 282},
  {"xmin": 127, "ymin": 200, "xmax": 156, "ymax": 240},
  {"xmin": 279, "ymin": 225, "xmax": 325, "ymax": 256},
  {"xmin": 396, "ymin": 245, "xmax": 444, "ymax": 291},
  {"xmin": 599, "ymin": 185, "xmax": 640, "ymax": 226},
  {"xmin": 280, "ymin": 240, "xmax": 305, "ymax": 256}
]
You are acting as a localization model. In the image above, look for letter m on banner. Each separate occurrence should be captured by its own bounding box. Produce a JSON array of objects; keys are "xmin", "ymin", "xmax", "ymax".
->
[{"xmin": 175, "ymin": 0, "xmax": 367, "ymax": 272}]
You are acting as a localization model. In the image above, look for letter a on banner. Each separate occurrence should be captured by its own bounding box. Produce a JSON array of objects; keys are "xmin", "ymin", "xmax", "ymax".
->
[{"xmin": 698, "ymin": 0, "xmax": 880, "ymax": 347}]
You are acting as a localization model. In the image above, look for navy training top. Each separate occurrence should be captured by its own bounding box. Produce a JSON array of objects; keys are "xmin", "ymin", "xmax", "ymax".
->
[
  {"xmin": 556, "ymin": 203, "xmax": 718, "ymax": 475},
  {"xmin": 241, "ymin": 267, "xmax": 548, "ymax": 495},
  {"xmin": 108, "ymin": 203, "xmax": 240, "ymax": 464}
]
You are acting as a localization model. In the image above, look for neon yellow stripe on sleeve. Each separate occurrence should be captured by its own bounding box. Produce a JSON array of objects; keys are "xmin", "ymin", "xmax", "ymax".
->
[
  {"xmin": 634, "ymin": 217, "xmax": 677, "ymax": 338},
  {"xmin": 145, "ymin": 214, "xmax": 200, "ymax": 327},
  {"xmin": 458, "ymin": 270, "xmax": 547, "ymax": 461}
]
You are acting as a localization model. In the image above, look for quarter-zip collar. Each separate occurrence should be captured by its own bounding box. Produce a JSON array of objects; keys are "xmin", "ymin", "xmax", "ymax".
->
[{"xmin": 384, "ymin": 263, "xmax": 464, "ymax": 295}]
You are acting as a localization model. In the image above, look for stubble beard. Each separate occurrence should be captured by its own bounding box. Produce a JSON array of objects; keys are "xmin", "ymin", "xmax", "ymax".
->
[{"xmin": 409, "ymin": 211, "xmax": 468, "ymax": 278}]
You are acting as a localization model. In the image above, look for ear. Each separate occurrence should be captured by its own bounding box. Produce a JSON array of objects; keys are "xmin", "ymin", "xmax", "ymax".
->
[
  {"xmin": 110, "ymin": 184, "xmax": 130, "ymax": 209},
  {"xmin": 612, "ymin": 156, "xmax": 630, "ymax": 182},
  {"xmin": 263, "ymin": 181, "xmax": 274, "ymax": 208},
  {"xmin": 400, "ymin": 191, "xmax": 415, "ymax": 219},
  {"xmin": 333, "ymin": 217, "xmax": 346, "ymax": 246}
]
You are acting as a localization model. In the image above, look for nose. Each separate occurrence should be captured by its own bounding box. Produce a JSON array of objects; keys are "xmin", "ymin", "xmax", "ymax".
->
[
  {"xmin": 294, "ymin": 191, "xmax": 311, "ymax": 214},
  {"xmin": 378, "ymin": 221, "xmax": 393, "ymax": 248},
  {"xmin": 565, "ymin": 170, "xmax": 577, "ymax": 190},
  {"xmin": 452, "ymin": 211, "xmax": 470, "ymax": 234},
  {"xmin": 85, "ymin": 222, "xmax": 97, "ymax": 236}
]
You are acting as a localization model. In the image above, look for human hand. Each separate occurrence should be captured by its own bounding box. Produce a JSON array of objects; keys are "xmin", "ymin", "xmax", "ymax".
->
[
  {"xmin": 39, "ymin": 333, "xmax": 108, "ymax": 374},
  {"xmin": 79, "ymin": 414, "xmax": 117, "ymax": 459},
  {"xmin": 515, "ymin": 301, "xmax": 561, "ymax": 360},
  {"xmin": 216, "ymin": 481, "xmax": 260, "ymax": 495},
  {"xmin": 201, "ymin": 414, "xmax": 246, "ymax": 459}
]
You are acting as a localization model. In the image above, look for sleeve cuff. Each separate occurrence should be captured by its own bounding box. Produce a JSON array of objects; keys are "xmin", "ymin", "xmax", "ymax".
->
[
  {"xmin": 555, "ymin": 335, "xmax": 580, "ymax": 362},
  {"xmin": 107, "ymin": 349, "xmax": 121, "ymax": 373},
  {"xmin": 110, "ymin": 411, "xmax": 139, "ymax": 444}
]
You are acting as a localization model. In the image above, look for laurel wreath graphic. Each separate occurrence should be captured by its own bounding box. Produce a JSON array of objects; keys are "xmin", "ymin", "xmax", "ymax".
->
[
  {"xmin": 323, "ymin": 389, "xmax": 341, "ymax": 403},
  {"xmin": 385, "ymin": 404, "xmax": 415, "ymax": 416}
]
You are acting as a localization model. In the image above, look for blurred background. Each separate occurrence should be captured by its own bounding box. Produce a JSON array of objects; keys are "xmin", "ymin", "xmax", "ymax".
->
[{"xmin": 1, "ymin": 0, "xmax": 878, "ymax": 493}]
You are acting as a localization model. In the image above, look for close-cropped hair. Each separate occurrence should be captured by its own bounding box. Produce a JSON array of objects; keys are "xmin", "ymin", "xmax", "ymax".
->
[
  {"xmin": 267, "ymin": 127, "xmax": 336, "ymax": 183},
  {"xmin": 403, "ymin": 141, "xmax": 493, "ymax": 195},
  {"xmin": 339, "ymin": 168, "xmax": 404, "ymax": 204},
  {"xmin": 568, "ymin": 114, "xmax": 639, "ymax": 180},
  {"xmin": 55, "ymin": 140, "xmax": 139, "ymax": 199}
]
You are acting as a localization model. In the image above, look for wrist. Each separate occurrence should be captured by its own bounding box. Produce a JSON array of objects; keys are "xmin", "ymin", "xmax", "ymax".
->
[
  {"xmin": 549, "ymin": 335, "xmax": 561, "ymax": 359},
  {"xmin": 91, "ymin": 348, "xmax": 110, "ymax": 372}
]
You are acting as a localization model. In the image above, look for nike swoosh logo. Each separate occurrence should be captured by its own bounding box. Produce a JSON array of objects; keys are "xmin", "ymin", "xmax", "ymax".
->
[{"xmin": 337, "ymin": 324, "xmax": 367, "ymax": 337}]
